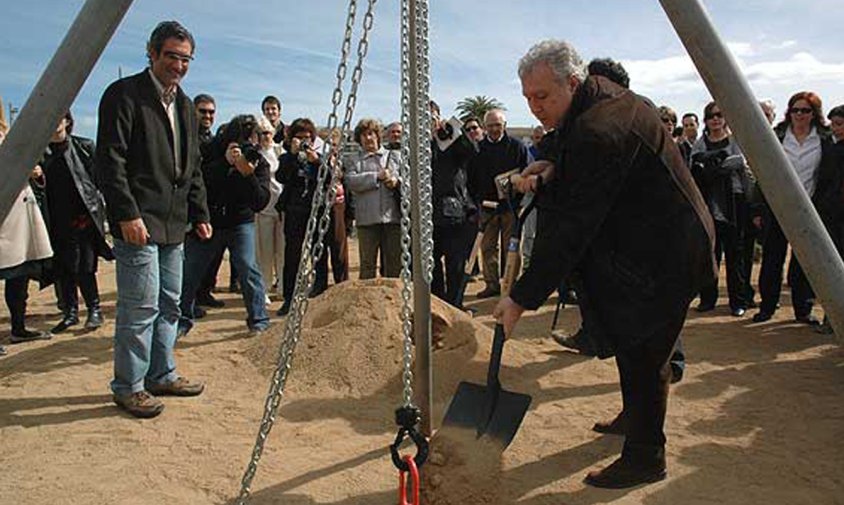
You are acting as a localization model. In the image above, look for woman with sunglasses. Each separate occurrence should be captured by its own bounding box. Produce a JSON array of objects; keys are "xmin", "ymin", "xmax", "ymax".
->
[
  {"xmin": 690, "ymin": 102, "xmax": 751, "ymax": 316},
  {"xmin": 753, "ymin": 92, "xmax": 837, "ymax": 324}
]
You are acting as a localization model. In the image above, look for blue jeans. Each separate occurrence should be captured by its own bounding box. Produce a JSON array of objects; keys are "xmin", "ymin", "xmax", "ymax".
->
[
  {"xmin": 179, "ymin": 221, "xmax": 269, "ymax": 333},
  {"xmin": 111, "ymin": 240, "xmax": 183, "ymax": 396}
]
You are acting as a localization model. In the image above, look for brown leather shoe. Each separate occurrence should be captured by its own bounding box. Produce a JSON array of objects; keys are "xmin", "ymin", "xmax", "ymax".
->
[
  {"xmin": 584, "ymin": 455, "xmax": 666, "ymax": 489},
  {"xmin": 147, "ymin": 377, "xmax": 205, "ymax": 397},
  {"xmin": 592, "ymin": 410, "xmax": 626, "ymax": 435},
  {"xmin": 113, "ymin": 391, "xmax": 164, "ymax": 418}
]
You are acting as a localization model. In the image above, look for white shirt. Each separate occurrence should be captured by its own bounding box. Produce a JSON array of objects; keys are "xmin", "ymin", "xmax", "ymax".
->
[
  {"xmin": 259, "ymin": 145, "xmax": 282, "ymax": 216},
  {"xmin": 783, "ymin": 126, "xmax": 822, "ymax": 196},
  {"xmin": 149, "ymin": 69, "xmax": 182, "ymax": 178}
]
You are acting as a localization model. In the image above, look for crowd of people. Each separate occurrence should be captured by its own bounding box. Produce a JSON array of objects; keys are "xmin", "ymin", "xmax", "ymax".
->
[{"xmin": 1, "ymin": 19, "xmax": 843, "ymax": 489}]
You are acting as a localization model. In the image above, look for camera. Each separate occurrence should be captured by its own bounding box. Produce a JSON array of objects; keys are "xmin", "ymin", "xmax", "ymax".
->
[
  {"xmin": 239, "ymin": 143, "xmax": 262, "ymax": 165},
  {"xmin": 435, "ymin": 122, "xmax": 454, "ymax": 141}
]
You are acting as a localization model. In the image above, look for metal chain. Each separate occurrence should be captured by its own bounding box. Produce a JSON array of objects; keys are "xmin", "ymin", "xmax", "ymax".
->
[
  {"xmin": 415, "ymin": 0, "xmax": 434, "ymax": 283},
  {"xmin": 398, "ymin": 0, "xmax": 415, "ymax": 408},
  {"xmin": 234, "ymin": 0, "xmax": 377, "ymax": 501}
]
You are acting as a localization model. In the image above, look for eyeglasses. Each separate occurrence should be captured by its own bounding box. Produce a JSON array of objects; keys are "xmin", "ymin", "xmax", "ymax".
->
[
  {"xmin": 661, "ymin": 117, "xmax": 674, "ymax": 124},
  {"xmin": 704, "ymin": 112, "xmax": 723, "ymax": 120},
  {"xmin": 260, "ymin": 131, "xmax": 273, "ymax": 136},
  {"xmin": 198, "ymin": 108, "xmax": 215, "ymax": 116},
  {"xmin": 162, "ymin": 50, "xmax": 193, "ymax": 64},
  {"xmin": 789, "ymin": 107, "xmax": 813, "ymax": 115}
]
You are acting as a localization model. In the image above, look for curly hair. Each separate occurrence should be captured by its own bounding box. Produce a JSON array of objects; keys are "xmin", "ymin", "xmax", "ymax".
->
[{"xmin": 353, "ymin": 118, "xmax": 382, "ymax": 145}]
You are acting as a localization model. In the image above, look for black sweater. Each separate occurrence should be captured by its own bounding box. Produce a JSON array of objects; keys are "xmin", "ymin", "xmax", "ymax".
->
[{"xmin": 202, "ymin": 146, "xmax": 271, "ymax": 229}]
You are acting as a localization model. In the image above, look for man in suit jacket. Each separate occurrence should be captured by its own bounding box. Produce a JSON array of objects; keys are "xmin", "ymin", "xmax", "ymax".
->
[{"xmin": 96, "ymin": 21, "xmax": 211, "ymax": 419}]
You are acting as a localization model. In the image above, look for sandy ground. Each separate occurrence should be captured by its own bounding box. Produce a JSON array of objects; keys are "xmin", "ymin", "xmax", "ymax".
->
[{"xmin": 1, "ymin": 238, "xmax": 843, "ymax": 505}]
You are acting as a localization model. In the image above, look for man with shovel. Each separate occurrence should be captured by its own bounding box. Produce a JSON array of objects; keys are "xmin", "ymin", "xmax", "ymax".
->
[{"xmin": 494, "ymin": 39, "xmax": 716, "ymax": 488}]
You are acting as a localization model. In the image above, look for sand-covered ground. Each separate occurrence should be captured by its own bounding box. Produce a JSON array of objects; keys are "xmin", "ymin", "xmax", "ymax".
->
[{"xmin": 1, "ymin": 239, "xmax": 842, "ymax": 504}]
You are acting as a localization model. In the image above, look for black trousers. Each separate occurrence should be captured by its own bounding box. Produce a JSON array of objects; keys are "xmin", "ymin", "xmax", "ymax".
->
[
  {"xmin": 53, "ymin": 226, "xmax": 101, "ymax": 314},
  {"xmin": 757, "ymin": 211, "xmax": 814, "ymax": 317},
  {"xmin": 432, "ymin": 221, "xmax": 476, "ymax": 308},
  {"xmin": 615, "ymin": 298, "xmax": 690, "ymax": 456},
  {"xmin": 699, "ymin": 220, "xmax": 747, "ymax": 310},
  {"xmin": 4, "ymin": 276, "xmax": 29, "ymax": 333},
  {"xmin": 283, "ymin": 212, "xmax": 328, "ymax": 301}
]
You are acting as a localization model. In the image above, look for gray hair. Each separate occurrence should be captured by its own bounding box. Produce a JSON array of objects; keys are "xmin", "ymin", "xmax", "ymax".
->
[
  {"xmin": 484, "ymin": 108, "xmax": 506, "ymax": 124},
  {"xmin": 256, "ymin": 116, "xmax": 274, "ymax": 134},
  {"xmin": 518, "ymin": 39, "xmax": 587, "ymax": 84}
]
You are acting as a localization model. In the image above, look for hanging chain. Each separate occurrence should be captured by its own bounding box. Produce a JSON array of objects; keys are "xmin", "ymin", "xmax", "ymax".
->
[
  {"xmin": 415, "ymin": 0, "xmax": 434, "ymax": 284},
  {"xmin": 398, "ymin": 0, "xmax": 414, "ymax": 408},
  {"xmin": 234, "ymin": 1, "xmax": 377, "ymax": 502}
]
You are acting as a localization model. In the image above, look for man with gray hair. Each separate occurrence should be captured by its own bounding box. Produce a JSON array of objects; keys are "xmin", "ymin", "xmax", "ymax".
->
[
  {"xmin": 468, "ymin": 108, "xmax": 529, "ymax": 298},
  {"xmin": 495, "ymin": 39, "xmax": 716, "ymax": 488}
]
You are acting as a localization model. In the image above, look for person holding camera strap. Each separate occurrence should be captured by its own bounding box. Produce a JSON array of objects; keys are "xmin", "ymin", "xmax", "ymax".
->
[
  {"xmin": 178, "ymin": 114, "xmax": 271, "ymax": 337},
  {"xmin": 689, "ymin": 102, "xmax": 750, "ymax": 316}
]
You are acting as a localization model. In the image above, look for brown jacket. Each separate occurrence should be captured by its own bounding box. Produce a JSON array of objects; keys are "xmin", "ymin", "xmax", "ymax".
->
[{"xmin": 510, "ymin": 76, "xmax": 716, "ymax": 351}]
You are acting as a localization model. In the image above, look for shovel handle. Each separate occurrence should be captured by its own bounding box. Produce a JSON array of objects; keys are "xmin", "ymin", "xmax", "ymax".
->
[{"xmin": 487, "ymin": 324, "xmax": 506, "ymax": 389}]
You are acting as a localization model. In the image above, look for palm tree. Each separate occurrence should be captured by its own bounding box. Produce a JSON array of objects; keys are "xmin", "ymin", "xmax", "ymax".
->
[{"xmin": 455, "ymin": 95, "xmax": 506, "ymax": 122}]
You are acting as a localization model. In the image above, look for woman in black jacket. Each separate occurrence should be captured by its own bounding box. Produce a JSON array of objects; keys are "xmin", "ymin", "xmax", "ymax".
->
[{"xmin": 41, "ymin": 111, "xmax": 113, "ymax": 333}]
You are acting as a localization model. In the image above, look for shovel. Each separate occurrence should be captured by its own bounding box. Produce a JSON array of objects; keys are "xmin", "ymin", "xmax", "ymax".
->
[{"xmin": 440, "ymin": 323, "xmax": 531, "ymax": 448}]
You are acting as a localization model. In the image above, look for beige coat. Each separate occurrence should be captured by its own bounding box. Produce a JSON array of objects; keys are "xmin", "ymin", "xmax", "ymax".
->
[{"xmin": 0, "ymin": 185, "xmax": 53, "ymax": 271}]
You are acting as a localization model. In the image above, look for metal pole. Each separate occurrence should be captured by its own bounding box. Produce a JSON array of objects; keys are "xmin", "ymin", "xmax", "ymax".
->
[
  {"xmin": 660, "ymin": 0, "xmax": 844, "ymax": 338},
  {"xmin": 0, "ymin": 0, "xmax": 133, "ymax": 223},
  {"xmin": 408, "ymin": 0, "xmax": 434, "ymax": 436}
]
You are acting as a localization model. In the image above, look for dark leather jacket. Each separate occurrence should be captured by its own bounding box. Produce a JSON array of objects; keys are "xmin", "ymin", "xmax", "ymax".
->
[
  {"xmin": 510, "ymin": 76, "xmax": 716, "ymax": 352},
  {"xmin": 42, "ymin": 135, "xmax": 113, "ymax": 260},
  {"xmin": 431, "ymin": 136, "xmax": 477, "ymax": 226}
]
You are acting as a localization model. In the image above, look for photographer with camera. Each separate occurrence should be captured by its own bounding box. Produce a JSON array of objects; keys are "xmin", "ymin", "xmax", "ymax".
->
[
  {"xmin": 274, "ymin": 118, "xmax": 330, "ymax": 316},
  {"xmin": 179, "ymin": 114, "xmax": 271, "ymax": 335},
  {"xmin": 429, "ymin": 101, "xmax": 478, "ymax": 308},
  {"xmin": 690, "ymin": 102, "xmax": 750, "ymax": 316},
  {"xmin": 345, "ymin": 118, "xmax": 403, "ymax": 280}
]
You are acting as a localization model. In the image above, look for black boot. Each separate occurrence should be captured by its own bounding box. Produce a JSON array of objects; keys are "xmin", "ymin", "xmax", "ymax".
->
[
  {"xmin": 51, "ymin": 308, "xmax": 80, "ymax": 334},
  {"xmin": 79, "ymin": 273, "xmax": 104, "ymax": 330}
]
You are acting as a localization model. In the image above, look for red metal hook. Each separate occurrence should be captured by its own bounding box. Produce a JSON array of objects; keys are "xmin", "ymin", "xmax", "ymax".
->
[{"xmin": 398, "ymin": 454, "xmax": 420, "ymax": 505}]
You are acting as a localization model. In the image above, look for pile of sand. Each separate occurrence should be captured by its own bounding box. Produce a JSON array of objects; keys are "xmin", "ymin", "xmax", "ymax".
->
[{"xmin": 245, "ymin": 278, "xmax": 482, "ymax": 399}]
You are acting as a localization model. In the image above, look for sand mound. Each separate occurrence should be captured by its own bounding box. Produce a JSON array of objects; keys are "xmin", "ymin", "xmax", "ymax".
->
[
  {"xmin": 245, "ymin": 278, "xmax": 483, "ymax": 399},
  {"xmin": 420, "ymin": 425, "xmax": 505, "ymax": 505}
]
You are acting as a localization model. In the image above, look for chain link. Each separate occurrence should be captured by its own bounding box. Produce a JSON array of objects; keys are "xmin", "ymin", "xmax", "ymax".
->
[
  {"xmin": 234, "ymin": 0, "xmax": 377, "ymax": 501},
  {"xmin": 415, "ymin": 0, "xmax": 434, "ymax": 284},
  {"xmin": 398, "ymin": 0, "xmax": 414, "ymax": 408}
]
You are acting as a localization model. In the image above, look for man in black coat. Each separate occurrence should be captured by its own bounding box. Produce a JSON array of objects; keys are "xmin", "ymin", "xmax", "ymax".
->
[
  {"xmin": 495, "ymin": 39, "xmax": 716, "ymax": 488},
  {"xmin": 95, "ymin": 21, "xmax": 211, "ymax": 419}
]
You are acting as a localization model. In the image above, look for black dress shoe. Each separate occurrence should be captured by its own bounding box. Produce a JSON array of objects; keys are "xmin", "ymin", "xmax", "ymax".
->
[
  {"xmin": 694, "ymin": 303, "xmax": 716, "ymax": 313},
  {"xmin": 196, "ymin": 293, "xmax": 225, "ymax": 308},
  {"xmin": 276, "ymin": 302, "xmax": 291, "ymax": 317},
  {"xmin": 752, "ymin": 311, "xmax": 774, "ymax": 323},
  {"xmin": 584, "ymin": 455, "xmax": 666, "ymax": 489},
  {"xmin": 795, "ymin": 314, "xmax": 821, "ymax": 326},
  {"xmin": 670, "ymin": 363, "xmax": 684, "ymax": 384},
  {"xmin": 51, "ymin": 314, "xmax": 80, "ymax": 334},
  {"xmin": 592, "ymin": 411, "xmax": 626, "ymax": 435},
  {"xmin": 731, "ymin": 307, "xmax": 746, "ymax": 317},
  {"xmin": 476, "ymin": 286, "xmax": 501, "ymax": 299},
  {"xmin": 193, "ymin": 305, "xmax": 207, "ymax": 319},
  {"xmin": 85, "ymin": 308, "xmax": 104, "ymax": 330},
  {"xmin": 10, "ymin": 329, "xmax": 52, "ymax": 343},
  {"xmin": 551, "ymin": 328, "xmax": 596, "ymax": 357}
]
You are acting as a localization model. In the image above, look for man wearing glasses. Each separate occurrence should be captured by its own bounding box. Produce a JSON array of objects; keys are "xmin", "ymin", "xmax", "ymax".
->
[
  {"xmin": 469, "ymin": 109, "xmax": 529, "ymax": 298},
  {"xmin": 95, "ymin": 21, "xmax": 211, "ymax": 418}
]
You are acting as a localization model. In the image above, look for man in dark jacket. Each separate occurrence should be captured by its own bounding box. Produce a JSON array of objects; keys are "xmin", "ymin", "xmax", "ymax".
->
[
  {"xmin": 178, "ymin": 115, "xmax": 271, "ymax": 336},
  {"xmin": 469, "ymin": 109, "xmax": 529, "ymax": 298},
  {"xmin": 96, "ymin": 21, "xmax": 211, "ymax": 419},
  {"xmin": 495, "ymin": 39, "xmax": 716, "ymax": 488}
]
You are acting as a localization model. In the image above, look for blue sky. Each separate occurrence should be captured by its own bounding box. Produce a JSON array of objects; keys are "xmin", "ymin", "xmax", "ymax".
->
[{"xmin": 2, "ymin": 0, "xmax": 843, "ymax": 139}]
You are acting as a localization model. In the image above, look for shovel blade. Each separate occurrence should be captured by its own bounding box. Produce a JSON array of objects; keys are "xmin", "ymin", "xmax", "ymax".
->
[{"xmin": 441, "ymin": 381, "xmax": 531, "ymax": 448}]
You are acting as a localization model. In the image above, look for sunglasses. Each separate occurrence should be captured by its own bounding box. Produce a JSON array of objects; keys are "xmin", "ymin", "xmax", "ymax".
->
[
  {"xmin": 704, "ymin": 111, "xmax": 723, "ymax": 120},
  {"xmin": 466, "ymin": 125, "xmax": 480, "ymax": 131},
  {"xmin": 198, "ymin": 108, "xmax": 215, "ymax": 116},
  {"xmin": 790, "ymin": 107, "xmax": 813, "ymax": 115},
  {"xmin": 260, "ymin": 131, "xmax": 273, "ymax": 136}
]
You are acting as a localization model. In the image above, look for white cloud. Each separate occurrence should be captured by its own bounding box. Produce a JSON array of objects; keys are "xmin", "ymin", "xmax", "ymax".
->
[
  {"xmin": 727, "ymin": 42, "xmax": 755, "ymax": 57},
  {"xmin": 745, "ymin": 52, "xmax": 844, "ymax": 85}
]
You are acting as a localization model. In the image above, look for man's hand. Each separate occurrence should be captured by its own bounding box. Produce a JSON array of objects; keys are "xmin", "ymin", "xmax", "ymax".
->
[
  {"xmin": 515, "ymin": 160, "xmax": 554, "ymax": 193},
  {"xmin": 30, "ymin": 165, "xmax": 44, "ymax": 180},
  {"xmin": 493, "ymin": 296, "xmax": 526, "ymax": 339},
  {"xmin": 195, "ymin": 222, "xmax": 213, "ymax": 240},
  {"xmin": 119, "ymin": 218, "xmax": 150, "ymax": 246}
]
